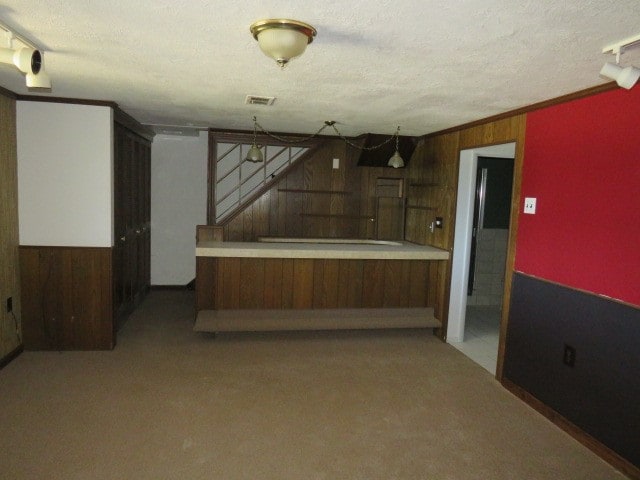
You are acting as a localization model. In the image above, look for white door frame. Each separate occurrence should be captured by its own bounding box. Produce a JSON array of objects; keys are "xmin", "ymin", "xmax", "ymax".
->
[{"xmin": 447, "ymin": 143, "xmax": 516, "ymax": 343}]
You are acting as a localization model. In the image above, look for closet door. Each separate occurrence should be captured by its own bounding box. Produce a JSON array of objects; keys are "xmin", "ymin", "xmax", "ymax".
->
[
  {"xmin": 113, "ymin": 123, "xmax": 152, "ymax": 329},
  {"xmin": 142, "ymin": 144, "xmax": 151, "ymax": 293},
  {"xmin": 113, "ymin": 124, "xmax": 128, "ymax": 321}
]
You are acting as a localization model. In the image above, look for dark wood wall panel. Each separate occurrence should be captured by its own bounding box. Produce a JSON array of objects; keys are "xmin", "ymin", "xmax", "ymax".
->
[
  {"xmin": 196, "ymin": 257, "xmax": 217, "ymax": 310},
  {"xmin": 292, "ymin": 259, "xmax": 314, "ymax": 308},
  {"xmin": 408, "ymin": 261, "xmax": 429, "ymax": 308},
  {"xmin": 339, "ymin": 260, "xmax": 363, "ymax": 308},
  {"xmin": 19, "ymin": 247, "xmax": 113, "ymax": 350},
  {"xmin": 281, "ymin": 259, "xmax": 294, "ymax": 309},
  {"xmin": 263, "ymin": 258, "xmax": 283, "ymax": 309},
  {"xmin": 209, "ymin": 258, "xmax": 434, "ymax": 310},
  {"xmin": 219, "ymin": 139, "xmax": 405, "ymax": 241},
  {"xmin": 0, "ymin": 92, "xmax": 21, "ymax": 359}
]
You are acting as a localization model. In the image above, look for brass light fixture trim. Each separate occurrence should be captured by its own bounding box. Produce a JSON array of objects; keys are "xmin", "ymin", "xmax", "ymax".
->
[{"xmin": 249, "ymin": 19, "xmax": 317, "ymax": 42}]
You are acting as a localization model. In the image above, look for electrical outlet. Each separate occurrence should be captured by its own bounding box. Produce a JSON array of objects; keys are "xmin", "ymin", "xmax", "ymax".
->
[
  {"xmin": 524, "ymin": 197, "xmax": 537, "ymax": 214},
  {"xmin": 6, "ymin": 296, "xmax": 12, "ymax": 313},
  {"xmin": 563, "ymin": 344, "xmax": 576, "ymax": 367}
]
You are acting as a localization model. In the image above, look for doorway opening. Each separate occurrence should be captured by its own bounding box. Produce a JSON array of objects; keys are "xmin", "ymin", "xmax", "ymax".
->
[{"xmin": 447, "ymin": 143, "xmax": 516, "ymax": 375}]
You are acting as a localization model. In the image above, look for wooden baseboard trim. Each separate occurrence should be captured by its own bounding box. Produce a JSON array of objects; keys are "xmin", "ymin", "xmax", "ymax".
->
[
  {"xmin": 502, "ymin": 378, "xmax": 639, "ymax": 480},
  {"xmin": 0, "ymin": 344, "xmax": 24, "ymax": 370}
]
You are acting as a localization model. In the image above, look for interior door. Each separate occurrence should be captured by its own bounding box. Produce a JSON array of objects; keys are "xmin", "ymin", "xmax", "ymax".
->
[{"xmin": 468, "ymin": 157, "xmax": 514, "ymax": 295}]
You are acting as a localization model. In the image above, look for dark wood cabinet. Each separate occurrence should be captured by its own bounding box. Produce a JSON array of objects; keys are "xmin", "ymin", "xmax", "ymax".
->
[{"xmin": 113, "ymin": 122, "xmax": 151, "ymax": 330}]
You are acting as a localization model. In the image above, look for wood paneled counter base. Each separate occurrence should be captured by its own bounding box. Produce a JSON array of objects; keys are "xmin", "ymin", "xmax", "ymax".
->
[{"xmin": 195, "ymin": 240, "xmax": 449, "ymax": 333}]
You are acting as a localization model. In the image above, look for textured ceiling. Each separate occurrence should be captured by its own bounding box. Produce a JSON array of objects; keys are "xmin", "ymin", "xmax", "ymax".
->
[{"xmin": 0, "ymin": 1, "xmax": 639, "ymax": 137}]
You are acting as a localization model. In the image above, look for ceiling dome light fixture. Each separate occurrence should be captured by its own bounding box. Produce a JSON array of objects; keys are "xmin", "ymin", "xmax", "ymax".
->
[
  {"xmin": 601, "ymin": 33, "xmax": 640, "ymax": 90},
  {"xmin": 250, "ymin": 19, "xmax": 317, "ymax": 68}
]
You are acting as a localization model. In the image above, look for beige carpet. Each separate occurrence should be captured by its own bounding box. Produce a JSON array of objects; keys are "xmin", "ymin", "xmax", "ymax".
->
[{"xmin": 0, "ymin": 290, "xmax": 626, "ymax": 479}]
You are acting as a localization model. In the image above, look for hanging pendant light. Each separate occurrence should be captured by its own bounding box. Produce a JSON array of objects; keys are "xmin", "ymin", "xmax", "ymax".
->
[
  {"xmin": 247, "ymin": 116, "xmax": 408, "ymax": 168},
  {"xmin": 387, "ymin": 127, "xmax": 404, "ymax": 168},
  {"xmin": 246, "ymin": 116, "xmax": 264, "ymax": 162}
]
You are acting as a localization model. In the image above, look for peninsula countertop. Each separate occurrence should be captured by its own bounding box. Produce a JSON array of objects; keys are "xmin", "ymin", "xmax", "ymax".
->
[{"xmin": 196, "ymin": 240, "xmax": 450, "ymax": 260}]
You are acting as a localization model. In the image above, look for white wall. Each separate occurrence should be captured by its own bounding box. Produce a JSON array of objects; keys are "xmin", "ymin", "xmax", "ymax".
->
[
  {"xmin": 17, "ymin": 102, "xmax": 113, "ymax": 247},
  {"xmin": 151, "ymin": 131, "xmax": 208, "ymax": 285}
]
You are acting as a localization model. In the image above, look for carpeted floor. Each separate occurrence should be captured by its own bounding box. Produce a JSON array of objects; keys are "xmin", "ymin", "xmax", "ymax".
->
[{"xmin": 0, "ymin": 290, "xmax": 626, "ymax": 479}]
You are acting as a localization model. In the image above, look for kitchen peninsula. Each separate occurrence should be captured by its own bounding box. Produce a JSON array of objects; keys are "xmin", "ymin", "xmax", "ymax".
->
[{"xmin": 195, "ymin": 237, "xmax": 450, "ymax": 333}]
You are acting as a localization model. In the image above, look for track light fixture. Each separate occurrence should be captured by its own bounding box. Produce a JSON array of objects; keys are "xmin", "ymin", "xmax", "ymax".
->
[
  {"xmin": 246, "ymin": 117, "xmax": 405, "ymax": 168},
  {"xmin": 600, "ymin": 62, "xmax": 640, "ymax": 90},
  {"xmin": 0, "ymin": 46, "xmax": 41, "ymax": 74},
  {"xmin": 601, "ymin": 33, "xmax": 640, "ymax": 90},
  {"xmin": 0, "ymin": 20, "xmax": 52, "ymax": 90}
]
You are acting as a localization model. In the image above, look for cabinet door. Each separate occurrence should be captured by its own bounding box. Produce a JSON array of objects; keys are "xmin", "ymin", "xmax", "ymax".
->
[
  {"xmin": 113, "ymin": 125, "xmax": 127, "ymax": 314},
  {"xmin": 113, "ymin": 123, "xmax": 152, "ymax": 322},
  {"xmin": 143, "ymin": 144, "xmax": 151, "ymax": 290}
]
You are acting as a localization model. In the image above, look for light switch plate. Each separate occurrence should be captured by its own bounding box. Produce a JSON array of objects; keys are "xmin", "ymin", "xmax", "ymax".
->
[
  {"xmin": 524, "ymin": 197, "xmax": 537, "ymax": 214},
  {"xmin": 332, "ymin": 158, "xmax": 339, "ymax": 169}
]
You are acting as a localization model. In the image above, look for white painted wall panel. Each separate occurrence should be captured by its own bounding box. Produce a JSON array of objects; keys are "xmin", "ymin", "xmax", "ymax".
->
[
  {"xmin": 16, "ymin": 102, "xmax": 113, "ymax": 247},
  {"xmin": 150, "ymin": 131, "xmax": 207, "ymax": 285}
]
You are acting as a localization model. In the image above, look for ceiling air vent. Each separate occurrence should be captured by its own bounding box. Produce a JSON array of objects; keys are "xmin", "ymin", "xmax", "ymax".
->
[{"xmin": 245, "ymin": 95, "xmax": 276, "ymax": 106}]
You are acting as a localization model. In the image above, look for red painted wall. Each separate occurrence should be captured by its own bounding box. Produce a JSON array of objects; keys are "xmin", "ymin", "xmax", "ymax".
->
[{"xmin": 515, "ymin": 86, "xmax": 640, "ymax": 306}]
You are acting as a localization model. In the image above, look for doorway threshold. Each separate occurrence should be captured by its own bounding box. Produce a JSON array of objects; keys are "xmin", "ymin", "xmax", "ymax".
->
[{"xmin": 449, "ymin": 305, "xmax": 500, "ymax": 375}]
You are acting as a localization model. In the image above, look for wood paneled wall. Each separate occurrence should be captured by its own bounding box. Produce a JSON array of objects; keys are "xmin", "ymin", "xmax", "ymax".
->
[
  {"xmin": 0, "ymin": 91, "xmax": 21, "ymax": 360},
  {"xmin": 404, "ymin": 132, "xmax": 460, "ymax": 249},
  {"xmin": 19, "ymin": 247, "xmax": 113, "ymax": 350},
  {"xmin": 197, "ymin": 257, "xmax": 434, "ymax": 310},
  {"xmin": 212, "ymin": 118, "xmax": 525, "ymax": 337},
  {"xmin": 220, "ymin": 139, "xmax": 406, "ymax": 241},
  {"xmin": 403, "ymin": 116, "xmax": 526, "ymax": 339}
]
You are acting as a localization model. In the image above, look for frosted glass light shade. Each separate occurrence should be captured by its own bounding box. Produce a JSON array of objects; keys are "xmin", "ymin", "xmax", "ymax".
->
[
  {"xmin": 250, "ymin": 19, "xmax": 316, "ymax": 68},
  {"xmin": 387, "ymin": 150, "xmax": 405, "ymax": 169},
  {"xmin": 257, "ymin": 29, "xmax": 309, "ymax": 67},
  {"xmin": 246, "ymin": 144, "xmax": 264, "ymax": 162}
]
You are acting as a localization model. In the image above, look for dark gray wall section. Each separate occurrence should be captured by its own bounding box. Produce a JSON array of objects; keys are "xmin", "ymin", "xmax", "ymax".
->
[{"xmin": 504, "ymin": 273, "xmax": 640, "ymax": 467}]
